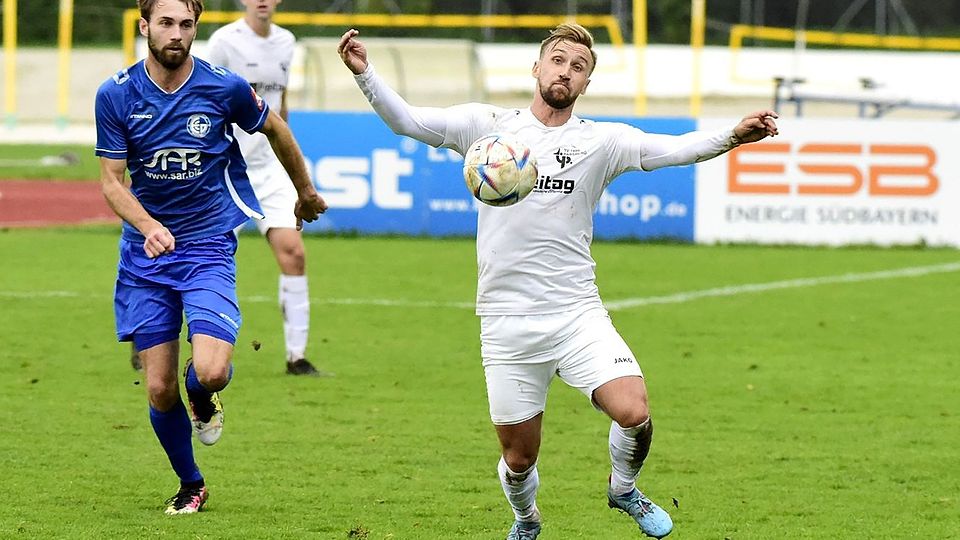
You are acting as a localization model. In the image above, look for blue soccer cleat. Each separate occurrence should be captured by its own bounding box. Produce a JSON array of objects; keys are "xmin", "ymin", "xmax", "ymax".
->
[
  {"xmin": 608, "ymin": 488, "xmax": 673, "ymax": 538},
  {"xmin": 506, "ymin": 520, "xmax": 542, "ymax": 540}
]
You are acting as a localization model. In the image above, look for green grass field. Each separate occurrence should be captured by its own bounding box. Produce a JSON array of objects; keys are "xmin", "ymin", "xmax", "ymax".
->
[
  {"xmin": 0, "ymin": 144, "xmax": 98, "ymax": 180},
  {"xmin": 1, "ymin": 227, "xmax": 958, "ymax": 539}
]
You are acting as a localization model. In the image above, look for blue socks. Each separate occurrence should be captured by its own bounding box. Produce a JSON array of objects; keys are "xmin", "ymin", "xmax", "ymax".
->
[
  {"xmin": 184, "ymin": 362, "xmax": 207, "ymax": 396},
  {"xmin": 149, "ymin": 401, "xmax": 202, "ymax": 485},
  {"xmin": 149, "ymin": 363, "xmax": 233, "ymax": 486}
]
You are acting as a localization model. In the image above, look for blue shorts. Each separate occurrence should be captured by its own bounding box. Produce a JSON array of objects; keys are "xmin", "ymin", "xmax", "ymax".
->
[{"xmin": 115, "ymin": 233, "xmax": 241, "ymax": 349}]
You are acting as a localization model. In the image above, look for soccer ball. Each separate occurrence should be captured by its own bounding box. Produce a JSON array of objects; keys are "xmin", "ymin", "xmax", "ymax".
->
[{"xmin": 463, "ymin": 133, "xmax": 538, "ymax": 207}]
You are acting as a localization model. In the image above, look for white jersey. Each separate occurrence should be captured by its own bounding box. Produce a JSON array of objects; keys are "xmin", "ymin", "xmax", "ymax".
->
[
  {"xmin": 206, "ymin": 19, "xmax": 295, "ymax": 170},
  {"xmin": 440, "ymin": 105, "xmax": 676, "ymax": 315},
  {"xmin": 353, "ymin": 64, "xmax": 736, "ymax": 316}
]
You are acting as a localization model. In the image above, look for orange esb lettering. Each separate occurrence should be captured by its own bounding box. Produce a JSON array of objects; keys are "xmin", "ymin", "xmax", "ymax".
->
[
  {"xmin": 869, "ymin": 145, "xmax": 938, "ymax": 196},
  {"xmin": 796, "ymin": 143, "xmax": 862, "ymax": 195},
  {"xmin": 726, "ymin": 142, "xmax": 938, "ymax": 196},
  {"xmin": 728, "ymin": 143, "xmax": 789, "ymax": 194}
]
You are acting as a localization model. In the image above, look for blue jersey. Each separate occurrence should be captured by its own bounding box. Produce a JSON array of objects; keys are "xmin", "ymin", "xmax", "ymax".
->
[{"xmin": 95, "ymin": 57, "xmax": 267, "ymax": 243}]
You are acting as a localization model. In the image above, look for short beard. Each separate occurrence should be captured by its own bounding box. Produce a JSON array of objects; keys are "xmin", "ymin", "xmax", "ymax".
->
[
  {"xmin": 147, "ymin": 33, "xmax": 190, "ymax": 70},
  {"xmin": 539, "ymin": 83, "xmax": 577, "ymax": 109}
]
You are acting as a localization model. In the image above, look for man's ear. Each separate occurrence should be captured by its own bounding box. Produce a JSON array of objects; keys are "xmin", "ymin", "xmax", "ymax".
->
[
  {"xmin": 581, "ymin": 78, "xmax": 591, "ymax": 96},
  {"xmin": 139, "ymin": 18, "xmax": 149, "ymax": 38},
  {"xmin": 531, "ymin": 61, "xmax": 540, "ymax": 79}
]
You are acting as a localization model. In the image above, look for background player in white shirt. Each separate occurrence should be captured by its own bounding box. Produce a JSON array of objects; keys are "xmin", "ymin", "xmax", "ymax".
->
[
  {"xmin": 206, "ymin": 0, "xmax": 327, "ymax": 376},
  {"xmin": 339, "ymin": 24, "xmax": 778, "ymax": 539}
]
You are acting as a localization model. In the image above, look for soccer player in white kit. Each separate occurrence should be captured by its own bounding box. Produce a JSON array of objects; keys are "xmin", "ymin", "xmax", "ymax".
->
[
  {"xmin": 339, "ymin": 24, "xmax": 778, "ymax": 539},
  {"xmin": 205, "ymin": 0, "xmax": 326, "ymax": 376}
]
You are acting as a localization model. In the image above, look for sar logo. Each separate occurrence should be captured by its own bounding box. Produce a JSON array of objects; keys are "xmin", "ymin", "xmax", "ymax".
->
[{"xmin": 186, "ymin": 114, "xmax": 212, "ymax": 138}]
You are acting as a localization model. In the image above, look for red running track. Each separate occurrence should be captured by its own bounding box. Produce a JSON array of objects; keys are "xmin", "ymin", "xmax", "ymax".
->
[{"xmin": 0, "ymin": 180, "xmax": 118, "ymax": 228}]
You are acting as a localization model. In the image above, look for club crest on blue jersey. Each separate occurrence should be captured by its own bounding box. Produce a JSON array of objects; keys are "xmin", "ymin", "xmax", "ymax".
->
[{"xmin": 187, "ymin": 114, "xmax": 212, "ymax": 138}]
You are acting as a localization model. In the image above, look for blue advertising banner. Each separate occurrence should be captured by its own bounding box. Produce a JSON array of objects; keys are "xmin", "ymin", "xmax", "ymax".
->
[{"xmin": 287, "ymin": 112, "xmax": 696, "ymax": 241}]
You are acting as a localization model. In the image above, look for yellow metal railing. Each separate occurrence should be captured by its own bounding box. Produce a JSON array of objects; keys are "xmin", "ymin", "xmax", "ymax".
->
[
  {"xmin": 123, "ymin": 10, "xmax": 624, "ymax": 66},
  {"xmin": 122, "ymin": 8, "xmax": 653, "ymax": 115},
  {"xmin": 731, "ymin": 23, "xmax": 960, "ymax": 50},
  {"xmin": 729, "ymin": 24, "xmax": 960, "ymax": 86}
]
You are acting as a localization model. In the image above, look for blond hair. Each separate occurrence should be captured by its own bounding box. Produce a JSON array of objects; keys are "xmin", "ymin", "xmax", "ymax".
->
[{"xmin": 539, "ymin": 23, "xmax": 597, "ymax": 74}]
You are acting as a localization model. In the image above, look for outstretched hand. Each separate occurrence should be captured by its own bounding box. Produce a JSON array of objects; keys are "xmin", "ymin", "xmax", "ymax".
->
[
  {"xmin": 294, "ymin": 192, "xmax": 328, "ymax": 231},
  {"xmin": 337, "ymin": 29, "xmax": 368, "ymax": 75},
  {"xmin": 733, "ymin": 110, "xmax": 779, "ymax": 144}
]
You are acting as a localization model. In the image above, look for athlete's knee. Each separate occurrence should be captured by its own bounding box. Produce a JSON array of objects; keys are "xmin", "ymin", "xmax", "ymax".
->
[
  {"xmin": 500, "ymin": 434, "xmax": 539, "ymax": 471},
  {"xmin": 283, "ymin": 250, "xmax": 305, "ymax": 274},
  {"xmin": 147, "ymin": 378, "xmax": 179, "ymax": 410},
  {"xmin": 273, "ymin": 234, "xmax": 306, "ymax": 274},
  {"xmin": 284, "ymin": 242, "xmax": 305, "ymax": 264},
  {"xmin": 502, "ymin": 449, "xmax": 538, "ymax": 473},
  {"xmin": 612, "ymin": 404, "xmax": 650, "ymax": 429},
  {"xmin": 194, "ymin": 361, "xmax": 232, "ymax": 391}
]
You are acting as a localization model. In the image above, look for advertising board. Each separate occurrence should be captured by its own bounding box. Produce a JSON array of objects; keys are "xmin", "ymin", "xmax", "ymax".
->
[
  {"xmin": 288, "ymin": 112, "xmax": 696, "ymax": 240},
  {"xmin": 695, "ymin": 119, "xmax": 959, "ymax": 247}
]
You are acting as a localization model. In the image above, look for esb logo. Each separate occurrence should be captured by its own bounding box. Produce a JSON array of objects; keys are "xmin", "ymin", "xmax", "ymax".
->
[{"xmin": 728, "ymin": 143, "xmax": 938, "ymax": 197}]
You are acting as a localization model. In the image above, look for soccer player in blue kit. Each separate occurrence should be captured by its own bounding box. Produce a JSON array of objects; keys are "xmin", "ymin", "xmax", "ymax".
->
[{"xmin": 95, "ymin": 0, "xmax": 326, "ymax": 514}]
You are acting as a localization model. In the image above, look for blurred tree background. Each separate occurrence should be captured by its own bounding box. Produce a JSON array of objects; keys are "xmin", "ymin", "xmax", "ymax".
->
[{"xmin": 4, "ymin": 0, "xmax": 960, "ymax": 45}]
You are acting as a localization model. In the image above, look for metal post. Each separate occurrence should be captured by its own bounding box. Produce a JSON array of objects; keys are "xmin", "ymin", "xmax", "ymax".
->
[
  {"xmin": 888, "ymin": 0, "xmax": 918, "ymax": 34},
  {"xmin": 876, "ymin": 0, "xmax": 886, "ymax": 34},
  {"xmin": 690, "ymin": 0, "xmax": 705, "ymax": 117},
  {"xmin": 481, "ymin": 0, "xmax": 495, "ymax": 41},
  {"xmin": 57, "ymin": 0, "xmax": 75, "ymax": 128},
  {"xmin": 633, "ymin": 0, "xmax": 648, "ymax": 116},
  {"xmin": 792, "ymin": 0, "xmax": 809, "ymax": 81},
  {"xmin": 3, "ymin": 0, "xmax": 17, "ymax": 127}
]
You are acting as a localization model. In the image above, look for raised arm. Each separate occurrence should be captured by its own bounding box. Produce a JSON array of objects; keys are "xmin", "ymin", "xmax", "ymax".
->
[
  {"xmin": 99, "ymin": 156, "xmax": 174, "ymax": 257},
  {"xmin": 260, "ymin": 110, "xmax": 327, "ymax": 229},
  {"xmin": 637, "ymin": 110, "xmax": 779, "ymax": 171},
  {"xmin": 337, "ymin": 28, "xmax": 449, "ymax": 147}
]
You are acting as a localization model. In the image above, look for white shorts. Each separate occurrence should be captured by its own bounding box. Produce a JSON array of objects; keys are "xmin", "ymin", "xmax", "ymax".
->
[
  {"xmin": 480, "ymin": 305, "xmax": 643, "ymax": 425},
  {"xmin": 247, "ymin": 159, "xmax": 298, "ymax": 234}
]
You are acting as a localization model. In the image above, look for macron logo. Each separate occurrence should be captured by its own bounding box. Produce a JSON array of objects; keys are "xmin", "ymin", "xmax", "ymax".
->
[{"xmin": 130, "ymin": 113, "xmax": 153, "ymax": 119}]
